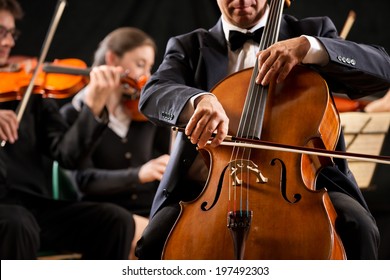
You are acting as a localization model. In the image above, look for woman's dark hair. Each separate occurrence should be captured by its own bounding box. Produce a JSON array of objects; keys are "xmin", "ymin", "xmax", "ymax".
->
[{"xmin": 93, "ymin": 27, "xmax": 157, "ymax": 66}]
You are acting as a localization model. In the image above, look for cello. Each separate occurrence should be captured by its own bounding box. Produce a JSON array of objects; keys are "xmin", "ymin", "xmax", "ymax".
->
[{"xmin": 162, "ymin": 0, "xmax": 346, "ymax": 259}]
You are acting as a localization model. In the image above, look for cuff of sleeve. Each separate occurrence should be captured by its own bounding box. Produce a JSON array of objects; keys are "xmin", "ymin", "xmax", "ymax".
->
[
  {"xmin": 79, "ymin": 102, "xmax": 109, "ymax": 124},
  {"xmin": 301, "ymin": 35, "xmax": 329, "ymax": 66},
  {"xmin": 178, "ymin": 92, "xmax": 215, "ymax": 124},
  {"xmin": 94, "ymin": 107, "xmax": 109, "ymax": 124},
  {"xmin": 128, "ymin": 166, "xmax": 142, "ymax": 185}
]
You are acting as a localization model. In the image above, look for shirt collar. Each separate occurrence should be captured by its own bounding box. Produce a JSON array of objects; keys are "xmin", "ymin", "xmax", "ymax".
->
[{"xmin": 221, "ymin": 4, "xmax": 270, "ymax": 42}]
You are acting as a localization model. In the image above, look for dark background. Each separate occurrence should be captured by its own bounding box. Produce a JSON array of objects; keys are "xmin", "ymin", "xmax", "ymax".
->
[
  {"xmin": 10, "ymin": 0, "xmax": 390, "ymax": 259},
  {"xmin": 11, "ymin": 0, "xmax": 390, "ymax": 68}
]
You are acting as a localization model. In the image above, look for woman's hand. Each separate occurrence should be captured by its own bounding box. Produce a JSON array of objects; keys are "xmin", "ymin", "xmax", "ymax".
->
[
  {"xmin": 138, "ymin": 154, "xmax": 170, "ymax": 184},
  {"xmin": 83, "ymin": 65, "xmax": 123, "ymax": 116}
]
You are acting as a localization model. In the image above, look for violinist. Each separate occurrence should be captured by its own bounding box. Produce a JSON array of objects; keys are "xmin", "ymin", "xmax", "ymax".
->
[
  {"xmin": 0, "ymin": 0, "xmax": 19, "ymax": 67},
  {"xmin": 0, "ymin": 0, "xmax": 134, "ymax": 259},
  {"xmin": 136, "ymin": 0, "xmax": 390, "ymax": 260},
  {"xmin": 60, "ymin": 27, "xmax": 170, "ymax": 259}
]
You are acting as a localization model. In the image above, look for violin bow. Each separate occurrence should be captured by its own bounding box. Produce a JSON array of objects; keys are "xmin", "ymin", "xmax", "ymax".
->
[
  {"xmin": 340, "ymin": 10, "xmax": 356, "ymax": 40},
  {"xmin": 1, "ymin": 0, "xmax": 67, "ymax": 147}
]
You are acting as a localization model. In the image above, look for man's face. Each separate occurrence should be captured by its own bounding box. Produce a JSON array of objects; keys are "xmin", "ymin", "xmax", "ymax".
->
[
  {"xmin": 217, "ymin": 0, "xmax": 267, "ymax": 29},
  {"xmin": 0, "ymin": 10, "xmax": 16, "ymax": 66}
]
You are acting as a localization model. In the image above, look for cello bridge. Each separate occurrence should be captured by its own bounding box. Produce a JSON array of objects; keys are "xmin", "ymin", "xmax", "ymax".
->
[{"xmin": 229, "ymin": 159, "xmax": 268, "ymax": 186}]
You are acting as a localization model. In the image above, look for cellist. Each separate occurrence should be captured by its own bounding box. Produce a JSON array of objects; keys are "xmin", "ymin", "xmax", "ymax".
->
[
  {"xmin": 136, "ymin": 0, "xmax": 390, "ymax": 260},
  {"xmin": 0, "ymin": 0, "xmax": 134, "ymax": 259}
]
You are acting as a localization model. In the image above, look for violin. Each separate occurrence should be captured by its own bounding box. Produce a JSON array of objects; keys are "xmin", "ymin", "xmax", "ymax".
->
[
  {"xmin": 0, "ymin": 57, "xmax": 149, "ymax": 121},
  {"xmin": 120, "ymin": 78, "xmax": 148, "ymax": 122},
  {"xmin": 333, "ymin": 95, "xmax": 371, "ymax": 112},
  {"xmin": 42, "ymin": 60, "xmax": 149, "ymax": 121},
  {"xmin": 0, "ymin": 57, "xmax": 88, "ymax": 101},
  {"xmin": 1, "ymin": 0, "xmax": 68, "ymax": 148}
]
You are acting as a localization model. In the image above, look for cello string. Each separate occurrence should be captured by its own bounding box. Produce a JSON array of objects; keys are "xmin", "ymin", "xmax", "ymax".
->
[
  {"xmin": 245, "ymin": 0, "xmax": 282, "ymax": 214},
  {"xmin": 232, "ymin": 0, "xmax": 282, "ymax": 216},
  {"xmin": 230, "ymin": 0, "xmax": 285, "ymax": 216},
  {"xmin": 249, "ymin": 0, "xmax": 281, "ymax": 141}
]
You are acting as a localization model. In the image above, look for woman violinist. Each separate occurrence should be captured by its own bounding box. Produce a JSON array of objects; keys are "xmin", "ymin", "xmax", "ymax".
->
[
  {"xmin": 0, "ymin": 0, "xmax": 134, "ymax": 259},
  {"xmin": 60, "ymin": 27, "xmax": 170, "ymax": 259},
  {"xmin": 136, "ymin": 0, "xmax": 390, "ymax": 260}
]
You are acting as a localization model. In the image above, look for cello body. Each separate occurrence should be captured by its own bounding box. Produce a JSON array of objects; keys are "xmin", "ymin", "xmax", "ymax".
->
[
  {"xmin": 162, "ymin": 66, "xmax": 346, "ymax": 260},
  {"xmin": 163, "ymin": 0, "xmax": 346, "ymax": 260}
]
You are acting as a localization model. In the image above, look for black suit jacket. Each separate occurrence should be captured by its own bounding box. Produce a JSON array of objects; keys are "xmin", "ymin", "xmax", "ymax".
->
[
  {"xmin": 140, "ymin": 15, "xmax": 390, "ymax": 217},
  {"xmin": 60, "ymin": 102, "xmax": 170, "ymax": 216},
  {"xmin": 0, "ymin": 96, "xmax": 108, "ymax": 200}
]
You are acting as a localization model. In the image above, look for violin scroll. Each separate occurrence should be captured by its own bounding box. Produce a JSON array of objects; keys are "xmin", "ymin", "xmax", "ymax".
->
[
  {"xmin": 121, "ymin": 74, "xmax": 149, "ymax": 122},
  {"xmin": 121, "ymin": 72, "xmax": 147, "ymax": 91}
]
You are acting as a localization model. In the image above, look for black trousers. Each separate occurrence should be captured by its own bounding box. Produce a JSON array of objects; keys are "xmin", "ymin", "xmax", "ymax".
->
[
  {"xmin": 0, "ymin": 195, "xmax": 134, "ymax": 260},
  {"xmin": 135, "ymin": 191, "xmax": 380, "ymax": 260}
]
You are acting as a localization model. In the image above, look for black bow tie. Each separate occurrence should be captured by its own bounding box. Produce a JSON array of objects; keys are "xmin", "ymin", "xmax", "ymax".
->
[{"xmin": 228, "ymin": 27, "xmax": 264, "ymax": 51}]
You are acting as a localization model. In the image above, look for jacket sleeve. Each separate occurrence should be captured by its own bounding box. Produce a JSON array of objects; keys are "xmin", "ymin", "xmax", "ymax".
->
[
  {"xmin": 139, "ymin": 36, "xmax": 205, "ymax": 127},
  {"xmin": 40, "ymin": 98, "xmax": 108, "ymax": 169},
  {"xmin": 301, "ymin": 16, "xmax": 390, "ymax": 98},
  {"xmin": 283, "ymin": 15, "xmax": 390, "ymax": 98},
  {"xmin": 316, "ymin": 36, "xmax": 390, "ymax": 98},
  {"xmin": 59, "ymin": 101, "xmax": 143, "ymax": 195},
  {"xmin": 74, "ymin": 166, "xmax": 141, "ymax": 195}
]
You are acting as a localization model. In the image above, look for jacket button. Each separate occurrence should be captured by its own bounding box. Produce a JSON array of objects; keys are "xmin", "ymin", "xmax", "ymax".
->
[
  {"xmin": 125, "ymin": 152, "xmax": 132, "ymax": 159},
  {"xmin": 163, "ymin": 189, "xmax": 170, "ymax": 197}
]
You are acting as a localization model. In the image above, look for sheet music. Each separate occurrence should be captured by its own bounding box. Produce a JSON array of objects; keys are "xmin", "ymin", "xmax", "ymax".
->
[
  {"xmin": 344, "ymin": 134, "xmax": 386, "ymax": 156},
  {"xmin": 340, "ymin": 112, "xmax": 390, "ymax": 189},
  {"xmin": 340, "ymin": 112, "xmax": 390, "ymax": 134}
]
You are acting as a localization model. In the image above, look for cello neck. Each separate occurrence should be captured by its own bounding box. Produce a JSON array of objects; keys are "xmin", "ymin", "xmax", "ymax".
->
[
  {"xmin": 259, "ymin": 0, "xmax": 285, "ymax": 52},
  {"xmin": 238, "ymin": 0, "xmax": 285, "ymax": 139}
]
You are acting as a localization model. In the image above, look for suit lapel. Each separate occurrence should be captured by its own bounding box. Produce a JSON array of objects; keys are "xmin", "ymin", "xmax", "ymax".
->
[
  {"xmin": 200, "ymin": 17, "xmax": 291, "ymax": 92},
  {"xmin": 200, "ymin": 19, "xmax": 229, "ymax": 91},
  {"xmin": 279, "ymin": 16, "xmax": 292, "ymax": 41}
]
